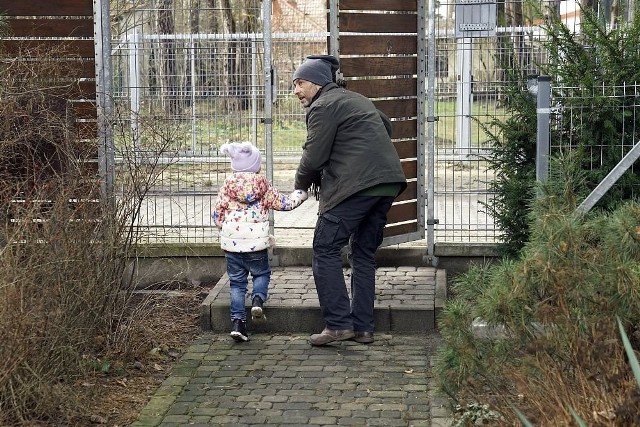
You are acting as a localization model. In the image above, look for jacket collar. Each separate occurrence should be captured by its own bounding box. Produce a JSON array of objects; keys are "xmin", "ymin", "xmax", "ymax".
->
[{"xmin": 309, "ymin": 82, "xmax": 339, "ymax": 106}]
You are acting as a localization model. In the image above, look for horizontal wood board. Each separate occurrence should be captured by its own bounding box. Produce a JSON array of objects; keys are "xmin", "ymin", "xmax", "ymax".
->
[
  {"xmin": 344, "ymin": 78, "xmax": 417, "ymax": 98},
  {"xmin": 334, "ymin": 0, "xmax": 418, "ymax": 12},
  {"xmin": 374, "ymin": 99, "xmax": 418, "ymax": 120},
  {"xmin": 8, "ymin": 18, "xmax": 94, "ymax": 37},
  {"xmin": 3, "ymin": 39, "xmax": 95, "ymax": 58},
  {"xmin": 340, "ymin": 57, "xmax": 417, "ymax": 77},
  {"xmin": 387, "ymin": 201, "xmax": 418, "ymax": 223},
  {"xmin": 0, "ymin": 0, "xmax": 93, "ymax": 16},
  {"xmin": 338, "ymin": 13, "xmax": 417, "ymax": 33},
  {"xmin": 338, "ymin": 35, "xmax": 417, "ymax": 55}
]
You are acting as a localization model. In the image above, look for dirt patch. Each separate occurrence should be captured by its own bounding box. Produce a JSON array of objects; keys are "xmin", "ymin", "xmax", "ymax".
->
[{"xmin": 83, "ymin": 286, "xmax": 211, "ymax": 427}]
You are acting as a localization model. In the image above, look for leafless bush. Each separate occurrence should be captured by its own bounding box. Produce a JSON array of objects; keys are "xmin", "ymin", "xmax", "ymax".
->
[{"xmin": 0, "ymin": 44, "xmax": 177, "ymax": 425}]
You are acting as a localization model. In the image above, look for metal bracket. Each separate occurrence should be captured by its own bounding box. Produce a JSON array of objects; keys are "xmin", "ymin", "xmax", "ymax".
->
[{"xmin": 422, "ymin": 254, "xmax": 439, "ymax": 267}]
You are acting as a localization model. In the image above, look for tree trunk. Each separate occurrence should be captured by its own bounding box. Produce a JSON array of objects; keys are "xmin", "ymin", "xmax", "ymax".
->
[
  {"xmin": 184, "ymin": 0, "xmax": 201, "ymax": 107},
  {"xmin": 220, "ymin": 0, "xmax": 238, "ymax": 112},
  {"xmin": 157, "ymin": 0, "xmax": 179, "ymax": 115}
]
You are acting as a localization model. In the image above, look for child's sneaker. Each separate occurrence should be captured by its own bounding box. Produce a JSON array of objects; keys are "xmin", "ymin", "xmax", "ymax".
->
[
  {"xmin": 230, "ymin": 319, "xmax": 249, "ymax": 342},
  {"xmin": 251, "ymin": 296, "xmax": 266, "ymax": 321}
]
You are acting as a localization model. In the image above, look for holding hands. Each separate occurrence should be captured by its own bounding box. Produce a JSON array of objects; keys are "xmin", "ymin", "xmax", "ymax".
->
[{"xmin": 291, "ymin": 189, "xmax": 309, "ymax": 202}]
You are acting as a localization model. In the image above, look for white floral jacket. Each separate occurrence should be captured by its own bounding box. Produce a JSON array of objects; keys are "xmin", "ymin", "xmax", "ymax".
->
[{"xmin": 212, "ymin": 172, "xmax": 307, "ymax": 252}]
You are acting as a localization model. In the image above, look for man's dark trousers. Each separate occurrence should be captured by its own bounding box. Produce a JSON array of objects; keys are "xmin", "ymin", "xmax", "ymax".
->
[{"xmin": 312, "ymin": 195, "xmax": 395, "ymax": 332}]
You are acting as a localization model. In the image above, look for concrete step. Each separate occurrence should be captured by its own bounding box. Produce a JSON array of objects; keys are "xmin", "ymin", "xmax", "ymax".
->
[{"xmin": 200, "ymin": 266, "xmax": 447, "ymax": 334}]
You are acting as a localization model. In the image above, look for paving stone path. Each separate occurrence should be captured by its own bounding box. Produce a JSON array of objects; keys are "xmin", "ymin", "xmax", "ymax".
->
[{"xmin": 132, "ymin": 332, "xmax": 450, "ymax": 426}]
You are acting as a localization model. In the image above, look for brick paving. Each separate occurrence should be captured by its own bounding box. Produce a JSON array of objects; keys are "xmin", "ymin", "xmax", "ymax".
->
[
  {"xmin": 131, "ymin": 332, "xmax": 445, "ymax": 427},
  {"xmin": 201, "ymin": 266, "xmax": 446, "ymax": 334},
  {"xmin": 132, "ymin": 197, "xmax": 454, "ymax": 426}
]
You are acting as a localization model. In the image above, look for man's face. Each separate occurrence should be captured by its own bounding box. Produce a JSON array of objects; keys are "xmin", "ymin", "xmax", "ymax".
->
[{"xmin": 293, "ymin": 79, "xmax": 321, "ymax": 107}]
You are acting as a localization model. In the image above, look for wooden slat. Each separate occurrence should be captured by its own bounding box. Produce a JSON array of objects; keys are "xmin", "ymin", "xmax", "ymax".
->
[
  {"xmin": 6, "ymin": 79, "xmax": 97, "ymax": 99},
  {"xmin": 75, "ymin": 122, "xmax": 98, "ymax": 140},
  {"xmin": 71, "ymin": 80, "xmax": 97, "ymax": 99},
  {"xmin": 72, "ymin": 101, "xmax": 97, "ymax": 119},
  {"xmin": 337, "ymin": 0, "xmax": 418, "ymax": 12},
  {"xmin": 391, "ymin": 119, "xmax": 417, "ymax": 139},
  {"xmin": 59, "ymin": 59, "xmax": 95, "ymax": 79},
  {"xmin": 387, "ymin": 201, "xmax": 418, "ymax": 223},
  {"xmin": 339, "ymin": 13, "xmax": 416, "ymax": 33},
  {"xmin": 394, "ymin": 139, "xmax": 418, "ymax": 159},
  {"xmin": 341, "ymin": 57, "xmax": 416, "ymax": 78},
  {"xmin": 42, "ymin": 59, "xmax": 96, "ymax": 78},
  {"xmin": 395, "ymin": 181, "xmax": 417, "ymax": 203},
  {"xmin": 401, "ymin": 160, "xmax": 418, "ymax": 180},
  {"xmin": 338, "ymin": 35, "xmax": 417, "ymax": 55},
  {"xmin": 0, "ymin": 0, "xmax": 93, "ymax": 16},
  {"xmin": 8, "ymin": 18, "xmax": 93, "ymax": 37},
  {"xmin": 374, "ymin": 99, "xmax": 418, "ymax": 119},
  {"xmin": 73, "ymin": 144, "xmax": 99, "ymax": 161},
  {"xmin": 2, "ymin": 39, "xmax": 95, "ymax": 58},
  {"xmin": 76, "ymin": 161, "xmax": 99, "ymax": 176},
  {"xmin": 346, "ymin": 78, "xmax": 416, "ymax": 98},
  {"xmin": 383, "ymin": 221, "xmax": 419, "ymax": 237}
]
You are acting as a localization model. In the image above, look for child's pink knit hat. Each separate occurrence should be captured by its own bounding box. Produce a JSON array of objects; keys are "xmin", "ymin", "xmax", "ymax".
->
[{"xmin": 220, "ymin": 142, "xmax": 261, "ymax": 173}]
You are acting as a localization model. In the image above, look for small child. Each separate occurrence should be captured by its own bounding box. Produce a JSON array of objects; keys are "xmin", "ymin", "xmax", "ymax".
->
[{"xmin": 212, "ymin": 141, "xmax": 307, "ymax": 342}]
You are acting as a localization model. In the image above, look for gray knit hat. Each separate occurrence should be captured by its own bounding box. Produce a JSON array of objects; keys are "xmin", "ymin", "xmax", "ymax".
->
[{"xmin": 292, "ymin": 57, "xmax": 335, "ymax": 86}]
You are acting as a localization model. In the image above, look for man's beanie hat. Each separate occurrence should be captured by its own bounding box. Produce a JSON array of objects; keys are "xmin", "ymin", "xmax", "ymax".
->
[
  {"xmin": 220, "ymin": 141, "xmax": 261, "ymax": 173},
  {"xmin": 292, "ymin": 55, "xmax": 339, "ymax": 86}
]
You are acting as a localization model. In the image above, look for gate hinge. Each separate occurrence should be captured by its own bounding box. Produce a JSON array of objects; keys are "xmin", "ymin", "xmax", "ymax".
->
[
  {"xmin": 426, "ymin": 218, "xmax": 439, "ymax": 225},
  {"xmin": 427, "ymin": 116, "xmax": 439, "ymax": 122}
]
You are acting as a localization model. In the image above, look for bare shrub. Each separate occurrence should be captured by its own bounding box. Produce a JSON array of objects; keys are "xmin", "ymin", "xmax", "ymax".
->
[{"xmin": 0, "ymin": 44, "xmax": 177, "ymax": 425}]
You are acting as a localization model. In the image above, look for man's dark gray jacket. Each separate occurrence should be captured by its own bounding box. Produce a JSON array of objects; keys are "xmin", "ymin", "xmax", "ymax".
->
[{"xmin": 295, "ymin": 82, "xmax": 407, "ymax": 214}]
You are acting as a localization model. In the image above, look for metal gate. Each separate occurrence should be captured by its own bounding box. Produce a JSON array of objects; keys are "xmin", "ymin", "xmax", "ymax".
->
[
  {"xmin": 101, "ymin": 0, "xmax": 517, "ymax": 250},
  {"xmin": 327, "ymin": 0, "xmax": 426, "ymax": 250}
]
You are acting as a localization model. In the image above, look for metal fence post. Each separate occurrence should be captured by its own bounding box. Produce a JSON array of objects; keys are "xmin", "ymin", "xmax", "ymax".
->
[
  {"xmin": 536, "ymin": 75, "xmax": 551, "ymax": 183},
  {"xmin": 94, "ymin": 0, "xmax": 114, "ymax": 200},
  {"xmin": 263, "ymin": 0, "xmax": 279, "ymax": 266},
  {"xmin": 425, "ymin": 0, "xmax": 438, "ymax": 266}
]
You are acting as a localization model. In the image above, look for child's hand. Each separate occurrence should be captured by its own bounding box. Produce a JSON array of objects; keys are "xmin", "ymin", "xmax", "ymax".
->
[{"xmin": 291, "ymin": 189, "xmax": 308, "ymax": 201}]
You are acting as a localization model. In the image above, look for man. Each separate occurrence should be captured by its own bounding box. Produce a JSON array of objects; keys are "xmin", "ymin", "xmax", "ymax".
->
[{"xmin": 292, "ymin": 55, "xmax": 407, "ymax": 346}]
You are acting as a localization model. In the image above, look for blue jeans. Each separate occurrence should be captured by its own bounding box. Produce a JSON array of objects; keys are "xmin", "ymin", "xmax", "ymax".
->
[
  {"xmin": 225, "ymin": 249, "xmax": 271, "ymax": 321},
  {"xmin": 312, "ymin": 195, "xmax": 395, "ymax": 332}
]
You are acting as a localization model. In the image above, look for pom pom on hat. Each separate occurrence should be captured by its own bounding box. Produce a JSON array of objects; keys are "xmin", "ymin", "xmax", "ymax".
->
[
  {"xmin": 220, "ymin": 142, "xmax": 261, "ymax": 173},
  {"xmin": 292, "ymin": 56, "xmax": 336, "ymax": 86}
]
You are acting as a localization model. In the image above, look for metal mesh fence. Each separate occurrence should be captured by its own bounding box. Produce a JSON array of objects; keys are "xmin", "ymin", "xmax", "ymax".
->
[
  {"xmin": 430, "ymin": 0, "xmax": 568, "ymax": 243},
  {"xmin": 551, "ymin": 82, "xmax": 640, "ymax": 202},
  {"xmin": 110, "ymin": 1, "xmax": 279, "ymax": 243},
  {"xmin": 108, "ymin": 1, "xmax": 329, "ymax": 244},
  {"xmin": 106, "ymin": 0, "xmax": 637, "ymax": 247}
]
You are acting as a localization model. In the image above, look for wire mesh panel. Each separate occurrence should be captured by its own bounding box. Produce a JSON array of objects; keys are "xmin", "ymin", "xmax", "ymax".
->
[
  {"xmin": 552, "ymin": 82, "xmax": 640, "ymax": 202},
  {"xmin": 428, "ymin": 0, "xmax": 578, "ymax": 243},
  {"xmin": 110, "ymin": 1, "xmax": 267, "ymax": 242},
  {"xmin": 271, "ymin": 32, "xmax": 327, "ymax": 154}
]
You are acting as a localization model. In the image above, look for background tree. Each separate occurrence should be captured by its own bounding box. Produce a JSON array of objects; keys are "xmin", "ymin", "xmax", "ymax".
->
[
  {"xmin": 156, "ymin": 0, "xmax": 179, "ymax": 115},
  {"xmin": 484, "ymin": 4, "xmax": 640, "ymax": 257}
]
